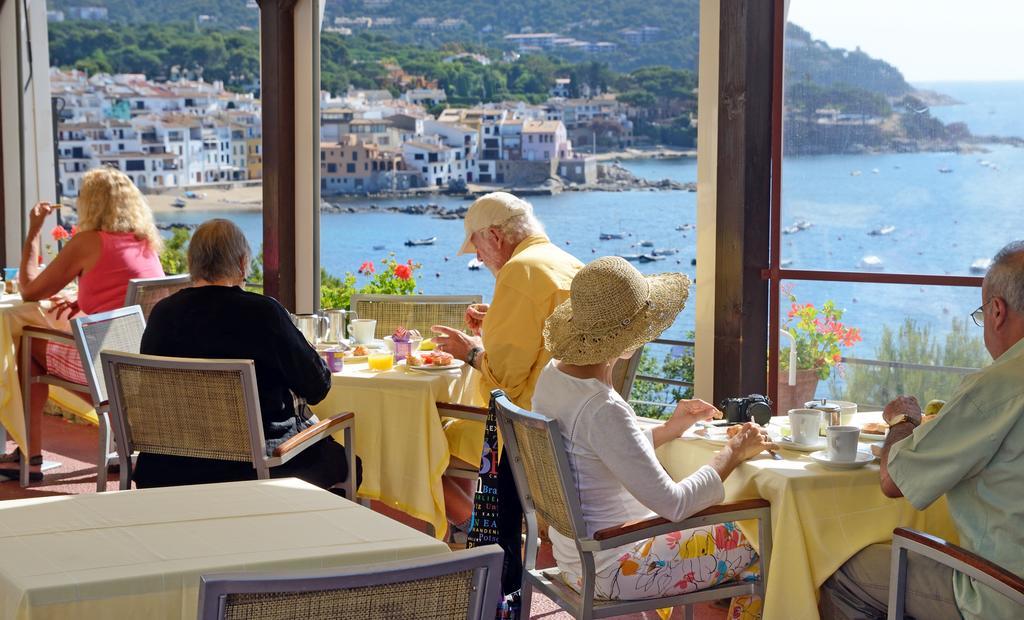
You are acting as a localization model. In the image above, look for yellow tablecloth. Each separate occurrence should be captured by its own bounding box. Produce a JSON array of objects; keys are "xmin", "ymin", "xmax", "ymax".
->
[
  {"xmin": 310, "ymin": 360, "xmax": 482, "ymax": 540},
  {"xmin": 0, "ymin": 295, "xmax": 95, "ymax": 454},
  {"xmin": 656, "ymin": 419, "xmax": 957, "ymax": 620},
  {"xmin": 0, "ymin": 478, "xmax": 450, "ymax": 620}
]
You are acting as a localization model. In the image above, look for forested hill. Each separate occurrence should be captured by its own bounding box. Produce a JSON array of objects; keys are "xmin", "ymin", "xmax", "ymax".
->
[{"xmin": 49, "ymin": 0, "xmax": 917, "ymax": 106}]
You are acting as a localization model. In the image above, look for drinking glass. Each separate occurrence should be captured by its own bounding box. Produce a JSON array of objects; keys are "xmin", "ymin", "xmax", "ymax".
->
[{"xmin": 367, "ymin": 352, "xmax": 394, "ymax": 371}]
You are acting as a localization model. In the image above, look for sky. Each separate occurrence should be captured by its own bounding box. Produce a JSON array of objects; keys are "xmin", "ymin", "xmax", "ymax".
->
[{"xmin": 788, "ymin": 1, "xmax": 1024, "ymax": 82}]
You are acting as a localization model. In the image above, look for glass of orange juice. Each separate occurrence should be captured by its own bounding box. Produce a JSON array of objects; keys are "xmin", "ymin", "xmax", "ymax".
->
[{"xmin": 367, "ymin": 352, "xmax": 394, "ymax": 371}]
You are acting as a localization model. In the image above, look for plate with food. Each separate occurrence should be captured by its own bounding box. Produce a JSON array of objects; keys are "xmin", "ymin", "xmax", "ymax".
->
[
  {"xmin": 860, "ymin": 421, "xmax": 888, "ymax": 438},
  {"xmin": 689, "ymin": 423, "xmax": 744, "ymax": 446},
  {"xmin": 336, "ymin": 342, "xmax": 386, "ymax": 363},
  {"xmin": 405, "ymin": 351, "xmax": 466, "ymax": 372}
]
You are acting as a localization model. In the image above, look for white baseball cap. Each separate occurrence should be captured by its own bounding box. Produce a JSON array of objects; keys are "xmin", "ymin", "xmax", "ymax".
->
[{"xmin": 458, "ymin": 192, "xmax": 534, "ymax": 255}]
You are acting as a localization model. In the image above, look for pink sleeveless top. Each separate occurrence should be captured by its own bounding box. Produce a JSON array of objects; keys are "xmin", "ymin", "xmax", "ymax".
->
[{"xmin": 77, "ymin": 231, "xmax": 165, "ymax": 314}]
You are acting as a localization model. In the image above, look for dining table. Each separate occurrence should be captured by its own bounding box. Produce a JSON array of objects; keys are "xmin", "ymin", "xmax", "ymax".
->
[
  {"xmin": 655, "ymin": 411, "xmax": 958, "ymax": 620},
  {"xmin": 0, "ymin": 294, "xmax": 95, "ymax": 459},
  {"xmin": 0, "ymin": 477, "xmax": 451, "ymax": 620},
  {"xmin": 309, "ymin": 357, "xmax": 484, "ymax": 540}
]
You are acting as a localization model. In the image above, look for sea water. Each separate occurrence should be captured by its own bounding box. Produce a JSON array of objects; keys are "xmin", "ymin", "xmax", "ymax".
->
[{"xmin": 155, "ymin": 81, "xmax": 1024, "ymax": 356}]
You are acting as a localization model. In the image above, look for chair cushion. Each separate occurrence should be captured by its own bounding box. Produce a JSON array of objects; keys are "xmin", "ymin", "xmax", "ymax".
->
[{"xmin": 45, "ymin": 341, "xmax": 88, "ymax": 386}]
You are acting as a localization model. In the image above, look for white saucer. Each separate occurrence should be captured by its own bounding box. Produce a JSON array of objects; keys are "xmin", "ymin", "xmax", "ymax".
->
[
  {"xmin": 808, "ymin": 450, "xmax": 875, "ymax": 469},
  {"xmin": 777, "ymin": 436, "xmax": 826, "ymax": 452}
]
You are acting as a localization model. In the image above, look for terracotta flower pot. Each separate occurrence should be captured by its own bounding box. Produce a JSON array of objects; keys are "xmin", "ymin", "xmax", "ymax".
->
[{"xmin": 775, "ymin": 368, "xmax": 820, "ymax": 415}]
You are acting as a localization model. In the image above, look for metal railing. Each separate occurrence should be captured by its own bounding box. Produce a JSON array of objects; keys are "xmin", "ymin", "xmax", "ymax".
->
[
  {"xmin": 627, "ymin": 337, "xmax": 695, "ymax": 410},
  {"xmin": 840, "ymin": 357, "xmax": 981, "ymax": 375}
]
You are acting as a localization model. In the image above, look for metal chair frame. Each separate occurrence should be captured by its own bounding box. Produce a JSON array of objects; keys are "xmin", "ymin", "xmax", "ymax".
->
[
  {"xmin": 349, "ymin": 293, "xmax": 483, "ymax": 339},
  {"xmin": 492, "ymin": 390, "xmax": 772, "ymax": 620},
  {"xmin": 101, "ymin": 351, "xmax": 356, "ymax": 499},
  {"xmin": 888, "ymin": 527, "xmax": 1024, "ymax": 619},
  {"xmin": 69, "ymin": 305, "xmax": 147, "ymax": 491},
  {"xmin": 17, "ymin": 306, "xmax": 144, "ymax": 488},
  {"xmin": 197, "ymin": 544, "xmax": 504, "ymax": 620},
  {"xmin": 437, "ymin": 401, "xmax": 488, "ymax": 481}
]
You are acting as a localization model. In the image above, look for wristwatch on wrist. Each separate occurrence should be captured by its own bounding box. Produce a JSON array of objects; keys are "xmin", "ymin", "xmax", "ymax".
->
[
  {"xmin": 467, "ymin": 346, "xmax": 483, "ymax": 368},
  {"xmin": 888, "ymin": 414, "xmax": 919, "ymax": 428}
]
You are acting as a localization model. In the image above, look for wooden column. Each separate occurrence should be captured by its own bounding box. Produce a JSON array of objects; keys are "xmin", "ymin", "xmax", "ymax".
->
[
  {"xmin": 712, "ymin": 0, "xmax": 777, "ymax": 404},
  {"xmin": 257, "ymin": 0, "xmax": 298, "ymax": 310}
]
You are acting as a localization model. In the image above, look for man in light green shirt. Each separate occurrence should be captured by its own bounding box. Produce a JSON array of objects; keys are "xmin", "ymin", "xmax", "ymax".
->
[{"xmin": 822, "ymin": 240, "xmax": 1024, "ymax": 619}]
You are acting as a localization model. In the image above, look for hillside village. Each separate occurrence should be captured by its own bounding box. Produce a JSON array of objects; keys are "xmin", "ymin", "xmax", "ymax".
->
[{"xmin": 51, "ymin": 67, "xmax": 669, "ymax": 197}]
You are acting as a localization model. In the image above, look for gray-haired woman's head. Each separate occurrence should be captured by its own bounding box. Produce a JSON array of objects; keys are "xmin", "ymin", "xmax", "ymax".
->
[{"xmin": 188, "ymin": 219, "xmax": 251, "ymax": 284}]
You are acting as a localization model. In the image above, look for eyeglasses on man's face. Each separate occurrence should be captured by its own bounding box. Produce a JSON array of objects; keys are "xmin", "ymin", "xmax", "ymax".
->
[{"xmin": 971, "ymin": 298, "xmax": 995, "ymax": 327}]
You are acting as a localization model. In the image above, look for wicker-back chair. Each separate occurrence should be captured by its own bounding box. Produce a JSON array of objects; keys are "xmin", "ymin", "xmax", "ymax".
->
[
  {"xmin": 197, "ymin": 545, "xmax": 504, "ymax": 620},
  {"xmin": 101, "ymin": 351, "xmax": 356, "ymax": 499},
  {"xmin": 610, "ymin": 346, "xmax": 644, "ymax": 401},
  {"xmin": 124, "ymin": 274, "xmax": 192, "ymax": 319},
  {"xmin": 349, "ymin": 294, "xmax": 482, "ymax": 339},
  {"xmin": 69, "ymin": 305, "xmax": 147, "ymax": 490},
  {"xmin": 17, "ymin": 306, "xmax": 145, "ymax": 488},
  {"xmin": 491, "ymin": 390, "xmax": 773, "ymax": 619},
  {"xmin": 888, "ymin": 528, "xmax": 1024, "ymax": 619}
]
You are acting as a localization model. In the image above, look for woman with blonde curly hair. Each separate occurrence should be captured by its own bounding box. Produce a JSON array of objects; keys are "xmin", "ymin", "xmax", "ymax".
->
[{"xmin": 7, "ymin": 167, "xmax": 165, "ymax": 471}]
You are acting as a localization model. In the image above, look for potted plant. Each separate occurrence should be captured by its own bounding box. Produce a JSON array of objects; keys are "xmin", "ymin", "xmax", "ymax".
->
[{"xmin": 777, "ymin": 292, "xmax": 861, "ymax": 413}]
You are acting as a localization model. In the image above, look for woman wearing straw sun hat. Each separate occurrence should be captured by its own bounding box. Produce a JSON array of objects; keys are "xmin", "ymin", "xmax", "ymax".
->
[{"xmin": 533, "ymin": 256, "xmax": 777, "ymax": 602}]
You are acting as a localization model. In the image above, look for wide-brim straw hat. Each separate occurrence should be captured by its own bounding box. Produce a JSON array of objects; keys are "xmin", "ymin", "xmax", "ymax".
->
[{"xmin": 544, "ymin": 256, "xmax": 690, "ymax": 365}]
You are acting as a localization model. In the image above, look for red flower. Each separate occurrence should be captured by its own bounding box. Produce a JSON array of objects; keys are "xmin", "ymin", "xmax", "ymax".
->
[
  {"xmin": 50, "ymin": 226, "xmax": 70, "ymax": 241},
  {"xmin": 358, "ymin": 261, "xmax": 375, "ymax": 274},
  {"xmin": 407, "ymin": 258, "xmax": 414, "ymax": 266},
  {"xmin": 70, "ymin": 225, "xmax": 79, "ymax": 236},
  {"xmin": 787, "ymin": 303, "xmax": 799, "ymax": 319},
  {"xmin": 394, "ymin": 264, "xmax": 412, "ymax": 280}
]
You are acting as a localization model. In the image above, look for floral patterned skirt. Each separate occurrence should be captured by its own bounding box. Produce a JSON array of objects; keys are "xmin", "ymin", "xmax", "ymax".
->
[{"xmin": 560, "ymin": 522, "xmax": 759, "ymax": 609}]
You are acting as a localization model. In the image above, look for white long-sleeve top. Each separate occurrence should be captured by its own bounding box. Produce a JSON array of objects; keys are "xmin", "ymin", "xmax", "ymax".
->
[{"xmin": 531, "ymin": 361, "xmax": 725, "ymax": 575}]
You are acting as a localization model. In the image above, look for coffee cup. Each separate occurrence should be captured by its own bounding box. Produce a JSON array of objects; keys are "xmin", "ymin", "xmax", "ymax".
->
[
  {"xmin": 348, "ymin": 318, "xmax": 377, "ymax": 344},
  {"xmin": 826, "ymin": 425, "xmax": 860, "ymax": 462},
  {"xmin": 788, "ymin": 409, "xmax": 821, "ymax": 445}
]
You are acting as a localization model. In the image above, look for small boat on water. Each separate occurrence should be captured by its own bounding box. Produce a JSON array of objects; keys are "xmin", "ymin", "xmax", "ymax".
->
[
  {"xmin": 617, "ymin": 254, "xmax": 643, "ymax": 262},
  {"xmin": 970, "ymin": 258, "xmax": 992, "ymax": 274},
  {"xmin": 859, "ymin": 255, "xmax": 884, "ymax": 270},
  {"xmin": 938, "ymin": 167, "xmax": 954, "ymax": 174},
  {"xmin": 780, "ymin": 258, "xmax": 794, "ymax": 268},
  {"xmin": 795, "ymin": 220, "xmax": 812, "ymax": 230},
  {"xmin": 868, "ymin": 225, "xmax": 896, "ymax": 236},
  {"xmin": 171, "ymin": 198, "xmax": 186, "ymax": 209},
  {"xmin": 850, "ymin": 170, "xmax": 862, "ymax": 177},
  {"xmin": 404, "ymin": 236, "xmax": 437, "ymax": 247},
  {"xmin": 600, "ymin": 232, "xmax": 625, "ymax": 240},
  {"xmin": 639, "ymin": 240, "xmax": 655, "ymax": 247},
  {"xmin": 652, "ymin": 248, "xmax": 678, "ymax": 256},
  {"xmin": 372, "ymin": 244, "xmax": 386, "ymax": 251},
  {"xmin": 783, "ymin": 226, "xmax": 800, "ymax": 235},
  {"xmin": 871, "ymin": 168, "xmax": 880, "ymax": 174},
  {"xmin": 467, "ymin": 258, "xmax": 484, "ymax": 271},
  {"xmin": 638, "ymin": 253, "xmax": 664, "ymax": 263},
  {"xmin": 675, "ymin": 224, "xmax": 695, "ymax": 232}
]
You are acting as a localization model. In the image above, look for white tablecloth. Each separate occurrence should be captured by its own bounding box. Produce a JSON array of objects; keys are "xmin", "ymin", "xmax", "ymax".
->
[{"xmin": 0, "ymin": 478, "xmax": 450, "ymax": 620}]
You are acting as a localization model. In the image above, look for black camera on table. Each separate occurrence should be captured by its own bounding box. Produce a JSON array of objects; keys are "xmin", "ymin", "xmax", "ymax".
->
[{"xmin": 720, "ymin": 394, "xmax": 773, "ymax": 426}]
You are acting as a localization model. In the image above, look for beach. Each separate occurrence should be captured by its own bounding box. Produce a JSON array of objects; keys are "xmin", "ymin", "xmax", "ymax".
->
[{"xmin": 142, "ymin": 184, "xmax": 264, "ymax": 214}]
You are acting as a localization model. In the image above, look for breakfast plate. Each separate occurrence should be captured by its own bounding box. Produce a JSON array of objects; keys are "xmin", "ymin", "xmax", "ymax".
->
[
  {"xmin": 808, "ymin": 450, "xmax": 875, "ymax": 470},
  {"xmin": 405, "ymin": 359, "xmax": 466, "ymax": 372}
]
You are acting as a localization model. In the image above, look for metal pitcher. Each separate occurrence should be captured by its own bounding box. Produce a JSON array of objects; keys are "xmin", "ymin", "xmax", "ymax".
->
[
  {"xmin": 323, "ymin": 309, "xmax": 352, "ymax": 344},
  {"xmin": 291, "ymin": 313, "xmax": 329, "ymax": 345}
]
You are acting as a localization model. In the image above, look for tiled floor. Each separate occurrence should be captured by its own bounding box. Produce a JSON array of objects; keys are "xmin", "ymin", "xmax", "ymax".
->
[{"xmin": 0, "ymin": 413, "xmax": 728, "ymax": 619}]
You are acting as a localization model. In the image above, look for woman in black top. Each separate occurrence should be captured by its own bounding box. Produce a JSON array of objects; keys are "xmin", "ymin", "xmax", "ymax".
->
[{"xmin": 137, "ymin": 219, "xmax": 353, "ymax": 490}]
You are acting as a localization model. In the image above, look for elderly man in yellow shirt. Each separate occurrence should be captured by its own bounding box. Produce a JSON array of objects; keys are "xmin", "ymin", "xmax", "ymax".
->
[{"xmin": 432, "ymin": 191, "xmax": 582, "ymax": 594}]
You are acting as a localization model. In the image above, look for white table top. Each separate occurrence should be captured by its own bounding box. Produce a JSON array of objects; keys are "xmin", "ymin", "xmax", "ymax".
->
[{"xmin": 0, "ymin": 478, "xmax": 450, "ymax": 620}]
